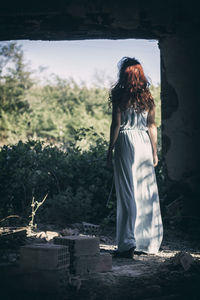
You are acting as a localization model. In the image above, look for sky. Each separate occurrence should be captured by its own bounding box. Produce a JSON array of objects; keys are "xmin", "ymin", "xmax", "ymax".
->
[{"xmin": 10, "ymin": 39, "xmax": 160, "ymax": 87}]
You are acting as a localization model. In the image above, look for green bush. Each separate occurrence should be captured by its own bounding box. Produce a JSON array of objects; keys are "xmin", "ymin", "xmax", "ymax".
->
[
  {"xmin": 0, "ymin": 125, "xmax": 164, "ymax": 227},
  {"xmin": 0, "ymin": 42, "xmax": 164, "ymax": 227},
  {"xmin": 0, "ymin": 130, "xmax": 115, "ymax": 226}
]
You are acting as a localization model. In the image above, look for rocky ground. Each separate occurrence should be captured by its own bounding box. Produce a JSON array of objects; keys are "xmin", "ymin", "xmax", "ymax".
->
[{"xmin": 0, "ymin": 222, "xmax": 200, "ymax": 300}]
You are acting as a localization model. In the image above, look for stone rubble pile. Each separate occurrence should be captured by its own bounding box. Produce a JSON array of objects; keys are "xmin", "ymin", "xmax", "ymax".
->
[
  {"xmin": 20, "ymin": 243, "xmax": 70, "ymax": 271},
  {"xmin": 19, "ymin": 235, "xmax": 112, "ymax": 292},
  {"xmin": 54, "ymin": 235, "xmax": 112, "ymax": 274},
  {"xmin": 163, "ymin": 251, "xmax": 194, "ymax": 271}
]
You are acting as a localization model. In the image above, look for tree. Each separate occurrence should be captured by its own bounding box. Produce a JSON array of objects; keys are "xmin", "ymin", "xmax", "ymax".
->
[
  {"xmin": 0, "ymin": 42, "xmax": 161, "ymax": 147},
  {"xmin": 0, "ymin": 42, "xmax": 33, "ymax": 113},
  {"xmin": 0, "ymin": 42, "xmax": 34, "ymax": 143}
]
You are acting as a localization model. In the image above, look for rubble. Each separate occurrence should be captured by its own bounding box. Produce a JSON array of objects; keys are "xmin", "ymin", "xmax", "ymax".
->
[
  {"xmin": 0, "ymin": 225, "xmax": 199, "ymax": 299},
  {"xmin": 82, "ymin": 222, "xmax": 100, "ymax": 235},
  {"xmin": 54, "ymin": 235, "xmax": 112, "ymax": 275},
  {"xmin": 163, "ymin": 251, "xmax": 194, "ymax": 271},
  {"xmin": 20, "ymin": 243, "xmax": 70, "ymax": 271},
  {"xmin": 0, "ymin": 227, "xmax": 27, "ymax": 248},
  {"xmin": 60, "ymin": 227, "xmax": 79, "ymax": 236}
]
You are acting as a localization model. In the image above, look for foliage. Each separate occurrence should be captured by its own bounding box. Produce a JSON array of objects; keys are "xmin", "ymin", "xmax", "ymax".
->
[
  {"xmin": 0, "ymin": 43, "xmax": 35, "ymax": 144},
  {"xmin": 0, "ymin": 126, "xmax": 164, "ymax": 226},
  {"xmin": 0, "ymin": 42, "xmax": 162, "ymax": 226},
  {"xmin": 150, "ymin": 84, "xmax": 161, "ymax": 127},
  {"xmin": 0, "ymin": 134, "xmax": 115, "ymax": 225},
  {"xmin": 29, "ymin": 192, "xmax": 49, "ymax": 230},
  {"xmin": 0, "ymin": 42, "xmax": 160, "ymax": 147}
]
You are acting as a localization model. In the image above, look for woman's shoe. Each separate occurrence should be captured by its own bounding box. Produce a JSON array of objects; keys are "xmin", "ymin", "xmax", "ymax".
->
[
  {"xmin": 134, "ymin": 250, "xmax": 148, "ymax": 256},
  {"xmin": 112, "ymin": 246, "xmax": 136, "ymax": 258}
]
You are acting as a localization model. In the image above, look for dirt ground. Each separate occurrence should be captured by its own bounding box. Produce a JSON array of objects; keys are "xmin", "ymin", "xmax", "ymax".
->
[{"xmin": 0, "ymin": 222, "xmax": 200, "ymax": 300}]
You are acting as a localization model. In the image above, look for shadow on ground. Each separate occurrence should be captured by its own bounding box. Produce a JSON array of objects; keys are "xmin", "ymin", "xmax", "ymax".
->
[{"xmin": 0, "ymin": 223, "xmax": 200, "ymax": 300}]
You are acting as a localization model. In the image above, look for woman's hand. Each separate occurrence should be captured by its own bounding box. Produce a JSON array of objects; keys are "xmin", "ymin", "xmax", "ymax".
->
[
  {"xmin": 106, "ymin": 150, "xmax": 113, "ymax": 169},
  {"xmin": 148, "ymin": 106, "xmax": 159, "ymax": 168},
  {"xmin": 107, "ymin": 103, "xmax": 121, "ymax": 169},
  {"xmin": 153, "ymin": 152, "xmax": 158, "ymax": 167}
]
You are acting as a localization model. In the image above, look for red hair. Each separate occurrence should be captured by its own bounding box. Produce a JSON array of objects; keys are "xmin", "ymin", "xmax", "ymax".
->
[{"xmin": 109, "ymin": 57, "xmax": 155, "ymax": 112}]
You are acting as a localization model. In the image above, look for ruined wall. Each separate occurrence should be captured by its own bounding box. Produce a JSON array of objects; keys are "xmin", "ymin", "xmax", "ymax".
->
[
  {"xmin": 160, "ymin": 35, "xmax": 200, "ymax": 214},
  {"xmin": 0, "ymin": 0, "xmax": 200, "ymax": 214},
  {"xmin": 160, "ymin": 37, "xmax": 200, "ymax": 179},
  {"xmin": 1, "ymin": 0, "xmax": 198, "ymax": 40}
]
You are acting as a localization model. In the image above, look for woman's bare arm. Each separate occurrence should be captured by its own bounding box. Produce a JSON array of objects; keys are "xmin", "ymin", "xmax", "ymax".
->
[
  {"xmin": 147, "ymin": 105, "xmax": 158, "ymax": 167},
  {"xmin": 106, "ymin": 103, "xmax": 121, "ymax": 167},
  {"xmin": 108, "ymin": 103, "xmax": 121, "ymax": 151}
]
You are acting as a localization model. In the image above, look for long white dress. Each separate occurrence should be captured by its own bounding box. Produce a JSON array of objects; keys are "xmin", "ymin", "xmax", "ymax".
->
[{"xmin": 113, "ymin": 106, "xmax": 163, "ymax": 254}]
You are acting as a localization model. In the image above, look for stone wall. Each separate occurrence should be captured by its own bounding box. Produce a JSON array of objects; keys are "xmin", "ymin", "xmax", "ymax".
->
[
  {"xmin": 160, "ymin": 35, "xmax": 200, "ymax": 215},
  {"xmin": 0, "ymin": 1, "xmax": 199, "ymax": 40}
]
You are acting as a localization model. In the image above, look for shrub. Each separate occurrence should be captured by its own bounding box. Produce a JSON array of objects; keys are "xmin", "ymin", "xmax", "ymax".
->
[
  {"xmin": 0, "ymin": 130, "xmax": 115, "ymax": 226},
  {"xmin": 0, "ymin": 126, "xmax": 164, "ymax": 226}
]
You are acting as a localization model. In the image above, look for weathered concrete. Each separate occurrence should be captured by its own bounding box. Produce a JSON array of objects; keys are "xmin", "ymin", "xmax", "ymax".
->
[
  {"xmin": 20, "ymin": 243, "xmax": 70, "ymax": 271},
  {"xmin": 163, "ymin": 251, "xmax": 194, "ymax": 271},
  {"xmin": 71, "ymin": 252, "xmax": 112, "ymax": 275},
  {"xmin": 159, "ymin": 36, "xmax": 200, "ymax": 215},
  {"xmin": 54, "ymin": 235, "xmax": 100, "ymax": 256},
  {"xmin": 95, "ymin": 252, "xmax": 112, "ymax": 272},
  {"xmin": 54, "ymin": 235, "xmax": 112, "ymax": 274},
  {"xmin": 0, "ymin": 1, "xmax": 199, "ymax": 40}
]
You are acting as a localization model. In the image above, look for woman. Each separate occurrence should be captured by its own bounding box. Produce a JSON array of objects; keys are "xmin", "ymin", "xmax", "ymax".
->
[{"xmin": 106, "ymin": 57, "xmax": 163, "ymax": 258}]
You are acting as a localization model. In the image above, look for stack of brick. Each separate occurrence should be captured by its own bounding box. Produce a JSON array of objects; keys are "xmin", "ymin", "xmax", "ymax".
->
[
  {"xmin": 20, "ymin": 243, "xmax": 70, "ymax": 271},
  {"xmin": 54, "ymin": 235, "xmax": 112, "ymax": 275},
  {"xmin": 20, "ymin": 243, "xmax": 70, "ymax": 292}
]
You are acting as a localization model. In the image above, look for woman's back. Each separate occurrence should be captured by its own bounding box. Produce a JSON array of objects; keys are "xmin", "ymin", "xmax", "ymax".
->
[{"xmin": 120, "ymin": 107, "xmax": 149, "ymax": 132}]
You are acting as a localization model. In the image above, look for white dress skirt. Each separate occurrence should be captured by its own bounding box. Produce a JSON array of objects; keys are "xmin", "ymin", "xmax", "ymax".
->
[{"xmin": 113, "ymin": 107, "xmax": 163, "ymax": 254}]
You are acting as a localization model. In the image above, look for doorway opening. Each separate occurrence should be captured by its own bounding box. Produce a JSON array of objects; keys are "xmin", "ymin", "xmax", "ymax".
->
[
  {"xmin": 0, "ymin": 38, "xmax": 162, "ymax": 226},
  {"xmin": 0, "ymin": 38, "xmax": 161, "ymax": 148}
]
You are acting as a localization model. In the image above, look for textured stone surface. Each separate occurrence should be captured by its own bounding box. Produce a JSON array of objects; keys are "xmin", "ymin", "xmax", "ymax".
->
[
  {"xmin": 71, "ymin": 253, "xmax": 112, "ymax": 275},
  {"xmin": 20, "ymin": 243, "xmax": 70, "ymax": 271},
  {"xmin": 0, "ymin": 1, "xmax": 200, "ymax": 41},
  {"xmin": 165, "ymin": 251, "xmax": 195, "ymax": 271},
  {"xmin": 54, "ymin": 235, "xmax": 100, "ymax": 256},
  {"xmin": 1, "ymin": 236, "xmax": 200, "ymax": 298},
  {"xmin": 95, "ymin": 252, "xmax": 112, "ymax": 273},
  {"xmin": 159, "ymin": 35, "xmax": 200, "ymax": 220},
  {"xmin": 72, "ymin": 254, "xmax": 100, "ymax": 275},
  {"xmin": 54, "ymin": 235, "xmax": 105, "ymax": 274}
]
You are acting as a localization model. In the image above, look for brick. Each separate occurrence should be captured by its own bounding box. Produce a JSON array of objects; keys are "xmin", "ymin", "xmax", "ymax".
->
[
  {"xmin": 70, "ymin": 253, "xmax": 112, "ymax": 275},
  {"xmin": 94, "ymin": 253, "xmax": 112, "ymax": 273},
  {"xmin": 54, "ymin": 235, "xmax": 100, "ymax": 256},
  {"xmin": 53, "ymin": 236, "xmax": 112, "ymax": 275},
  {"xmin": 82, "ymin": 222, "xmax": 100, "ymax": 235},
  {"xmin": 20, "ymin": 243, "xmax": 70, "ymax": 271},
  {"xmin": 71, "ymin": 254, "xmax": 100, "ymax": 275}
]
